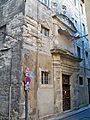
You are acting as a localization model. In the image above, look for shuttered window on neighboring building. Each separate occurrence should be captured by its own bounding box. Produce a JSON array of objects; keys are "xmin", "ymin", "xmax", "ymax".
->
[
  {"xmin": 77, "ymin": 46, "xmax": 81, "ymax": 58},
  {"xmin": 0, "ymin": 25, "xmax": 6, "ymax": 48},
  {"xmin": 85, "ymin": 51, "xmax": 88, "ymax": 58},
  {"xmin": 79, "ymin": 77, "xmax": 83, "ymax": 85}
]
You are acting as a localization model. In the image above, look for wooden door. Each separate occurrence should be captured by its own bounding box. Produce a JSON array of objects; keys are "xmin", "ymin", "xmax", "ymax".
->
[{"xmin": 62, "ymin": 74, "xmax": 71, "ymax": 111}]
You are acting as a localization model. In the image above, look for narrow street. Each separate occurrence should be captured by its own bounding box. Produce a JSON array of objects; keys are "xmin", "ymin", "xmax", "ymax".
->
[
  {"xmin": 57, "ymin": 108, "xmax": 90, "ymax": 120},
  {"xmin": 0, "ymin": 0, "xmax": 90, "ymax": 120}
]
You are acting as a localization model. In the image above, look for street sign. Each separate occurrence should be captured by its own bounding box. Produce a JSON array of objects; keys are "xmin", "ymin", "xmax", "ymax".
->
[
  {"xmin": 24, "ymin": 76, "xmax": 31, "ymax": 84},
  {"xmin": 23, "ymin": 67, "xmax": 31, "ymax": 91},
  {"xmin": 25, "ymin": 84, "xmax": 30, "ymax": 91},
  {"xmin": 25, "ymin": 67, "xmax": 31, "ymax": 77}
]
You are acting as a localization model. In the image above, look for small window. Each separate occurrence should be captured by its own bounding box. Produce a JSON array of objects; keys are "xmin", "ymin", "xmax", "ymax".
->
[
  {"xmin": 41, "ymin": 71, "xmax": 49, "ymax": 84},
  {"xmin": 85, "ymin": 51, "xmax": 88, "ymax": 58},
  {"xmin": 77, "ymin": 46, "xmax": 81, "ymax": 58},
  {"xmin": 41, "ymin": 25, "xmax": 49, "ymax": 36},
  {"xmin": 62, "ymin": 5, "xmax": 67, "ymax": 14},
  {"xmin": 79, "ymin": 77, "xmax": 83, "ymax": 85},
  {"xmin": 62, "ymin": 5, "xmax": 66, "ymax": 10}
]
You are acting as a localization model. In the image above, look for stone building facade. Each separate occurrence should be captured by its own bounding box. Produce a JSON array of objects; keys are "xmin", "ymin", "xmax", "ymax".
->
[
  {"xmin": 85, "ymin": 0, "xmax": 90, "ymax": 109},
  {"xmin": 85, "ymin": 0, "xmax": 90, "ymax": 44},
  {"xmin": 0, "ymin": 0, "xmax": 90, "ymax": 120}
]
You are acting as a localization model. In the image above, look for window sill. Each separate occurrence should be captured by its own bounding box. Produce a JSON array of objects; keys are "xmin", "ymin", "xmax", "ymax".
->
[
  {"xmin": 79, "ymin": 85, "xmax": 84, "ymax": 87},
  {"xmin": 39, "ymin": 84, "xmax": 53, "ymax": 88}
]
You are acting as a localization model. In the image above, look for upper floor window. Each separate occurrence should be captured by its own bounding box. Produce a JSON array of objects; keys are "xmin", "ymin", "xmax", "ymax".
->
[
  {"xmin": 41, "ymin": 25, "xmax": 49, "ymax": 37},
  {"xmin": 79, "ymin": 76, "xmax": 83, "ymax": 85},
  {"xmin": 77, "ymin": 46, "xmax": 81, "ymax": 58},
  {"xmin": 85, "ymin": 51, "xmax": 88, "ymax": 58},
  {"xmin": 0, "ymin": 25, "xmax": 6, "ymax": 47},
  {"xmin": 82, "ymin": 23, "xmax": 85, "ymax": 34},
  {"xmin": 40, "ymin": 0, "xmax": 49, "ymax": 6},
  {"xmin": 80, "ymin": 4, "xmax": 83, "ymax": 14},
  {"xmin": 74, "ymin": 0, "xmax": 77, "ymax": 6}
]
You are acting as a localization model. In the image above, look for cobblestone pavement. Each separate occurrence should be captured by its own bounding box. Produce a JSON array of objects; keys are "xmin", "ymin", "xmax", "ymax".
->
[{"xmin": 59, "ymin": 108, "xmax": 90, "ymax": 120}]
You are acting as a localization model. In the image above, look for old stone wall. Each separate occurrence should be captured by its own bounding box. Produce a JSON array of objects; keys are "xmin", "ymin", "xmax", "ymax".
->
[
  {"xmin": 21, "ymin": 0, "xmax": 54, "ymax": 119},
  {"xmin": 0, "ymin": 0, "xmax": 25, "ymax": 119},
  {"xmin": 85, "ymin": 0, "xmax": 90, "ymax": 44},
  {"xmin": 85, "ymin": 0, "xmax": 90, "ymax": 71},
  {"xmin": 22, "ymin": 0, "xmax": 90, "ymax": 119}
]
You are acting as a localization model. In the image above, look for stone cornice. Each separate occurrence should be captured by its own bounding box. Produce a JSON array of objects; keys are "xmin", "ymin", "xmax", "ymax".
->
[
  {"xmin": 50, "ymin": 48, "xmax": 82, "ymax": 62},
  {"xmin": 52, "ymin": 13, "xmax": 77, "ymax": 33}
]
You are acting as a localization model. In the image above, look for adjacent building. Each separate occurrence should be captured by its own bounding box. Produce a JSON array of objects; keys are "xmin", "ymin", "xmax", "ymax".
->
[
  {"xmin": 85, "ymin": 0, "xmax": 90, "ymax": 106},
  {"xmin": 85, "ymin": 0, "xmax": 90, "ymax": 44},
  {"xmin": 0, "ymin": 0, "xmax": 90, "ymax": 119}
]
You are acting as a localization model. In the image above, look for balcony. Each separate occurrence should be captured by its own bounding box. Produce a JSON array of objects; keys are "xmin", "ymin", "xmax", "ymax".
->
[{"xmin": 52, "ymin": 13, "xmax": 80, "ymax": 39}]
